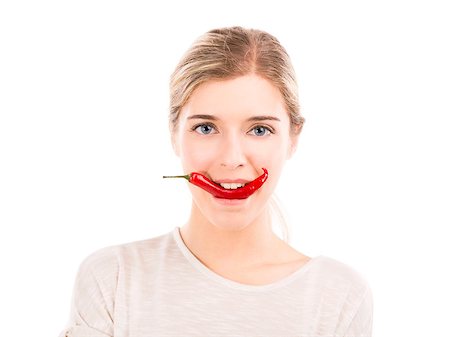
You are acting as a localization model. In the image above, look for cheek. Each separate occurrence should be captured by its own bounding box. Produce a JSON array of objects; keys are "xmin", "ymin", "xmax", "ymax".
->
[
  {"xmin": 180, "ymin": 136, "xmax": 217, "ymax": 171},
  {"xmin": 249, "ymin": 137, "xmax": 288, "ymax": 166},
  {"xmin": 251, "ymin": 138, "xmax": 290, "ymax": 188}
]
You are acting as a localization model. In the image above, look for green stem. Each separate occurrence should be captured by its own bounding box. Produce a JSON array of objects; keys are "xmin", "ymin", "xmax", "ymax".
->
[{"xmin": 162, "ymin": 174, "xmax": 190, "ymax": 181}]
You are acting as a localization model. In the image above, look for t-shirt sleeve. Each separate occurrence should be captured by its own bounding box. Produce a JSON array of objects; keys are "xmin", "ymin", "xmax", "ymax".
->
[
  {"xmin": 59, "ymin": 246, "xmax": 119, "ymax": 337},
  {"xmin": 343, "ymin": 285, "xmax": 373, "ymax": 337}
]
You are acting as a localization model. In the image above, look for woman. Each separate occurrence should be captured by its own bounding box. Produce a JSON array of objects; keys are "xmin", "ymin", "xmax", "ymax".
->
[{"xmin": 59, "ymin": 26, "xmax": 373, "ymax": 337}]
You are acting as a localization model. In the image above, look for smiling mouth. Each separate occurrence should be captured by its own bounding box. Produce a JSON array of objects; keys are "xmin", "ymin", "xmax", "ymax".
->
[
  {"xmin": 163, "ymin": 168, "xmax": 268, "ymax": 199},
  {"xmin": 216, "ymin": 182, "xmax": 247, "ymax": 190}
]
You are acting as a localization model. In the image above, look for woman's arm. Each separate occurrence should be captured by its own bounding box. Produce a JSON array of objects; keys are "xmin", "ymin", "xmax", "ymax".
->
[{"xmin": 343, "ymin": 286, "xmax": 374, "ymax": 337}]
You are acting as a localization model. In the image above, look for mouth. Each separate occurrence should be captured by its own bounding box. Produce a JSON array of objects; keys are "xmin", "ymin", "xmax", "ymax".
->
[
  {"xmin": 214, "ymin": 182, "xmax": 248, "ymax": 190},
  {"xmin": 194, "ymin": 168, "xmax": 269, "ymax": 199},
  {"xmin": 163, "ymin": 168, "xmax": 268, "ymax": 199}
]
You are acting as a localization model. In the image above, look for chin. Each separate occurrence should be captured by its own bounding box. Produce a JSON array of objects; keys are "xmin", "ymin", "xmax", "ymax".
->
[{"xmin": 191, "ymin": 186, "xmax": 272, "ymax": 230}]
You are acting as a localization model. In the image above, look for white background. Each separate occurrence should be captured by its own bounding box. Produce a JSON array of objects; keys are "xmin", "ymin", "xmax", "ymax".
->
[{"xmin": 1, "ymin": 0, "xmax": 449, "ymax": 336}]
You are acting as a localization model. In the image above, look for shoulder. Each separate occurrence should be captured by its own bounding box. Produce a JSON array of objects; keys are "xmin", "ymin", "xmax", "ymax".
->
[
  {"xmin": 313, "ymin": 255, "xmax": 370, "ymax": 289},
  {"xmin": 73, "ymin": 245, "xmax": 120, "ymax": 295},
  {"xmin": 76, "ymin": 229, "xmax": 174, "ymax": 276},
  {"xmin": 306, "ymin": 255, "xmax": 372, "ymax": 309}
]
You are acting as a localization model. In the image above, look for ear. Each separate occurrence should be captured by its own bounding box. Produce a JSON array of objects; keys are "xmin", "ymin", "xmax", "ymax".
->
[
  {"xmin": 287, "ymin": 134, "xmax": 299, "ymax": 159},
  {"xmin": 171, "ymin": 133, "xmax": 180, "ymax": 157},
  {"xmin": 287, "ymin": 123, "xmax": 303, "ymax": 159}
]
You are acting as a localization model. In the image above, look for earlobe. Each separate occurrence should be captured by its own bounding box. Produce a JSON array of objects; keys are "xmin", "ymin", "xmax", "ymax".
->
[
  {"xmin": 288, "ymin": 143, "xmax": 296, "ymax": 159},
  {"xmin": 288, "ymin": 134, "xmax": 299, "ymax": 159},
  {"xmin": 287, "ymin": 124, "xmax": 302, "ymax": 159}
]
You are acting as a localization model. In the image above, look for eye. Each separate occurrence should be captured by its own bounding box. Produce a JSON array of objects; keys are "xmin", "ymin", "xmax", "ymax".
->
[
  {"xmin": 193, "ymin": 123, "xmax": 217, "ymax": 135},
  {"xmin": 250, "ymin": 125, "xmax": 273, "ymax": 137}
]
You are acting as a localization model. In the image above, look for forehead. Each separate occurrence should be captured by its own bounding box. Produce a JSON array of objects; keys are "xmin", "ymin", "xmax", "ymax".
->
[{"xmin": 182, "ymin": 74, "xmax": 288, "ymax": 121}]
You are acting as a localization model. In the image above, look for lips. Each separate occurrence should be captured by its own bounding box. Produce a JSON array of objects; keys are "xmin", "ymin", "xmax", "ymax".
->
[
  {"xmin": 213, "ymin": 179, "xmax": 251, "ymax": 184},
  {"xmin": 206, "ymin": 168, "xmax": 268, "ymax": 199}
]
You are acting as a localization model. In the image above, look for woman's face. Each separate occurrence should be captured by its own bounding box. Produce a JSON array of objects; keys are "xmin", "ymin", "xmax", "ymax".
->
[{"xmin": 172, "ymin": 74, "xmax": 298, "ymax": 231}]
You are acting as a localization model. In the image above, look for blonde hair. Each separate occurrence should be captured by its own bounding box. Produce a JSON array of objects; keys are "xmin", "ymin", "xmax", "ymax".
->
[{"xmin": 169, "ymin": 26, "xmax": 305, "ymax": 242}]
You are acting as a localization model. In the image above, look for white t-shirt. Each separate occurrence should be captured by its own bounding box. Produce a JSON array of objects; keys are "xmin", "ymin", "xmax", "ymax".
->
[{"xmin": 59, "ymin": 227, "xmax": 373, "ymax": 337}]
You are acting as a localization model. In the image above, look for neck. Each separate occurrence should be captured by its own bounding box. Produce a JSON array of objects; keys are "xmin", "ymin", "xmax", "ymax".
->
[{"xmin": 179, "ymin": 201, "xmax": 283, "ymax": 271}]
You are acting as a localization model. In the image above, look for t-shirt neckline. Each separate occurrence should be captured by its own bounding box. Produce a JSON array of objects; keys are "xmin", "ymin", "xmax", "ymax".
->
[{"xmin": 172, "ymin": 226, "xmax": 322, "ymax": 292}]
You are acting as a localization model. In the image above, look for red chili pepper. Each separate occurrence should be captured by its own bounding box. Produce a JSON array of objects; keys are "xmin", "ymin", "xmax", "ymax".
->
[{"xmin": 163, "ymin": 168, "xmax": 268, "ymax": 199}]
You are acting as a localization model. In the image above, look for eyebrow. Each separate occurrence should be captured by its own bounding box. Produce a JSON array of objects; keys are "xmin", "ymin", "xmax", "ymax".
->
[{"xmin": 187, "ymin": 114, "xmax": 281, "ymax": 122}]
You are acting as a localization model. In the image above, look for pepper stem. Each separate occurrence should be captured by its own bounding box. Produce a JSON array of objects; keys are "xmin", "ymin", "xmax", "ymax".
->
[{"xmin": 162, "ymin": 174, "xmax": 190, "ymax": 181}]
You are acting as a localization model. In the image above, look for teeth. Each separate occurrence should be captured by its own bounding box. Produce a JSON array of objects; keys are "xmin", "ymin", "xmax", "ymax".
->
[{"xmin": 219, "ymin": 182, "xmax": 245, "ymax": 189}]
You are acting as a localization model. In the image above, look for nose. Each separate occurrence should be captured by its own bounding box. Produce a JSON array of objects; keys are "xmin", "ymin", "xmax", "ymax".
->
[{"xmin": 219, "ymin": 132, "xmax": 247, "ymax": 169}]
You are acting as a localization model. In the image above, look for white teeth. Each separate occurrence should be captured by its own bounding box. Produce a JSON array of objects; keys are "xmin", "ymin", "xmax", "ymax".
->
[{"xmin": 219, "ymin": 182, "xmax": 245, "ymax": 189}]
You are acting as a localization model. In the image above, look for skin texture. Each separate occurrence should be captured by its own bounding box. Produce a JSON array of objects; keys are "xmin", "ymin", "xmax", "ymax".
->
[{"xmin": 172, "ymin": 74, "xmax": 308, "ymax": 280}]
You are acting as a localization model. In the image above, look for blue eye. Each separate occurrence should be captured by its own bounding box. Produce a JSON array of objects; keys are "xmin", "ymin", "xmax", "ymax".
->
[
  {"xmin": 251, "ymin": 125, "xmax": 272, "ymax": 137},
  {"xmin": 194, "ymin": 123, "xmax": 215, "ymax": 135}
]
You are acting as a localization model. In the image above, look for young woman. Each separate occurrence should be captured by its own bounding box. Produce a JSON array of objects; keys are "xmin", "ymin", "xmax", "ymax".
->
[{"xmin": 59, "ymin": 26, "xmax": 373, "ymax": 337}]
